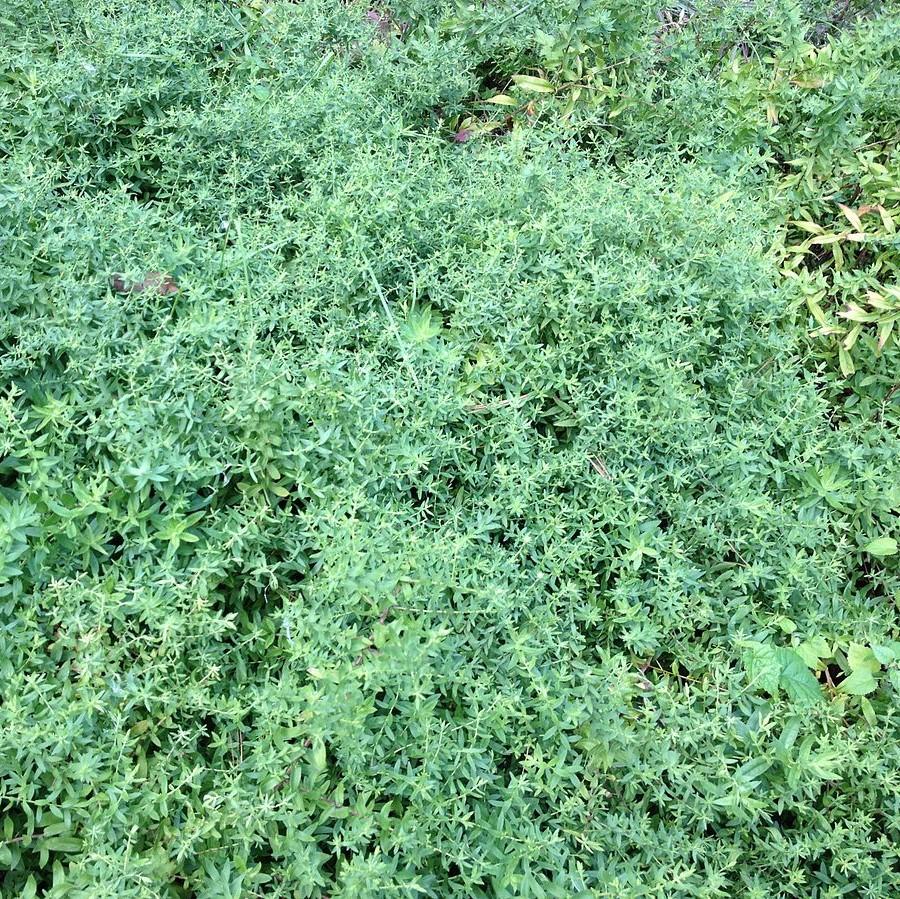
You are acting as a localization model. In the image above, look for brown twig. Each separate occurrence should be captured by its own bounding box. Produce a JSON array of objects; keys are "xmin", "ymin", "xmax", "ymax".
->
[{"xmin": 588, "ymin": 455, "xmax": 611, "ymax": 479}]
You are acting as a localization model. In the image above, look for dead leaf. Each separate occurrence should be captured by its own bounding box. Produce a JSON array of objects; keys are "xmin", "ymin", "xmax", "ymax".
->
[
  {"xmin": 365, "ymin": 9, "xmax": 392, "ymax": 37},
  {"xmin": 110, "ymin": 271, "xmax": 179, "ymax": 296}
]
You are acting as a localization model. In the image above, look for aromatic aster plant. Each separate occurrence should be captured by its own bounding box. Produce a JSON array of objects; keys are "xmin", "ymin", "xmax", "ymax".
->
[{"xmin": 1, "ymin": 1, "xmax": 899, "ymax": 897}]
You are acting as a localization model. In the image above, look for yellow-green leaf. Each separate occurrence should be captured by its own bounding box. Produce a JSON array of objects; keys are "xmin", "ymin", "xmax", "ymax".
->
[
  {"xmin": 775, "ymin": 616, "xmax": 796, "ymax": 634},
  {"xmin": 832, "ymin": 239, "xmax": 844, "ymax": 270},
  {"xmin": 805, "ymin": 294, "xmax": 829, "ymax": 326},
  {"xmin": 808, "ymin": 232, "xmax": 845, "ymax": 245},
  {"xmin": 842, "ymin": 323, "xmax": 862, "ymax": 351},
  {"xmin": 837, "ymin": 203, "xmax": 863, "ymax": 231},
  {"xmin": 864, "ymin": 536, "xmax": 897, "ymax": 556},
  {"xmin": 790, "ymin": 219, "xmax": 824, "ymax": 235},
  {"xmin": 838, "ymin": 345, "xmax": 855, "ymax": 377},
  {"xmin": 861, "ymin": 696, "xmax": 877, "ymax": 725},
  {"xmin": 511, "ymin": 74, "xmax": 554, "ymax": 93},
  {"xmin": 847, "ymin": 643, "xmax": 881, "ymax": 675},
  {"xmin": 794, "ymin": 636, "xmax": 830, "ymax": 668},
  {"xmin": 484, "ymin": 94, "xmax": 518, "ymax": 106}
]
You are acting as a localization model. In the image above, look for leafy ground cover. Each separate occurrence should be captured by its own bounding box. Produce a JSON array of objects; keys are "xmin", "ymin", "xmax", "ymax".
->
[{"xmin": 1, "ymin": 1, "xmax": 900, "ymax": 896}]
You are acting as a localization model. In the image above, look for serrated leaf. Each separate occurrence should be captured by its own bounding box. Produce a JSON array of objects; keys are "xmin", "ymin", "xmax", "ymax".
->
[
  {"xmin": 838, "ymin": 668, "xmax": 877, "ymax": 696},
  {"xmin": 776, "ymin": 648, "xmax": 823, "ymax": 705},
  {"xmin": 872, "ymin": 642, "xmax": 900, "ymax": 665},
  {"xmin": 742, "ymin": 641, "xmax": 781, "ymax": 693},
  {"xmin": 794, "ymin": 636, "xmax": 830, "ymax": 668}
]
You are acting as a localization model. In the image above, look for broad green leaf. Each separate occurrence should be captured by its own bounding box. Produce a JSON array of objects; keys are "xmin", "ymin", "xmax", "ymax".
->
[
  {"xmin": 775, "ymin": 616, "xmax": 796, "ymax": 634},
  {"xmin": 794, "ymin": 636, "xmax": 830, "ymax": 668},
  {"xmin": 776, "ymin": 648, "xmax": 823, "ymax": 705},
  {"xmin": 742, "ymin": 641, "xmax": 781, "ymax": 693},
  {"xmin": 847, "ymin": 643, "xmax": 880, "ymax": 675},
  {"xmin": 864, "ymin": 537, "xmax": 897, "ymax": 556},
  {"xmin": 838, "ymin": 668, "xmax": 877, "ymax": 696},
  {"xmin": 872, "ymin": 642, "xmax": 900, "ymax": 665}
]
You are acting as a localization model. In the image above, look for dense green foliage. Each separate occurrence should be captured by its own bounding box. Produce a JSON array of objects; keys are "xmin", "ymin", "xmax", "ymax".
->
[{"xmin": 1, "ymin": 1, "xmax": 900, "ymax": 896}]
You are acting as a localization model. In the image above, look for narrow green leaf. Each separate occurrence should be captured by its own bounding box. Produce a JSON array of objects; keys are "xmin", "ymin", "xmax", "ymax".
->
[
  {"xmin": 861, "ymin": 696, "xmax": 877, "ymax": 725},
  {"xmin": 41, "ymin": 836, "xmax": 82, "ymax": 852},
  {"xmin": 838, "ymin": 345, "xmax": 855, "ymax": 377},
  {"xmin": 484, "ymin": 94, "xmax": 518, "ymax": 106},
  {"xmin": 511, "ymin": 74, "xmax": 554, "ymax": 93}
]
